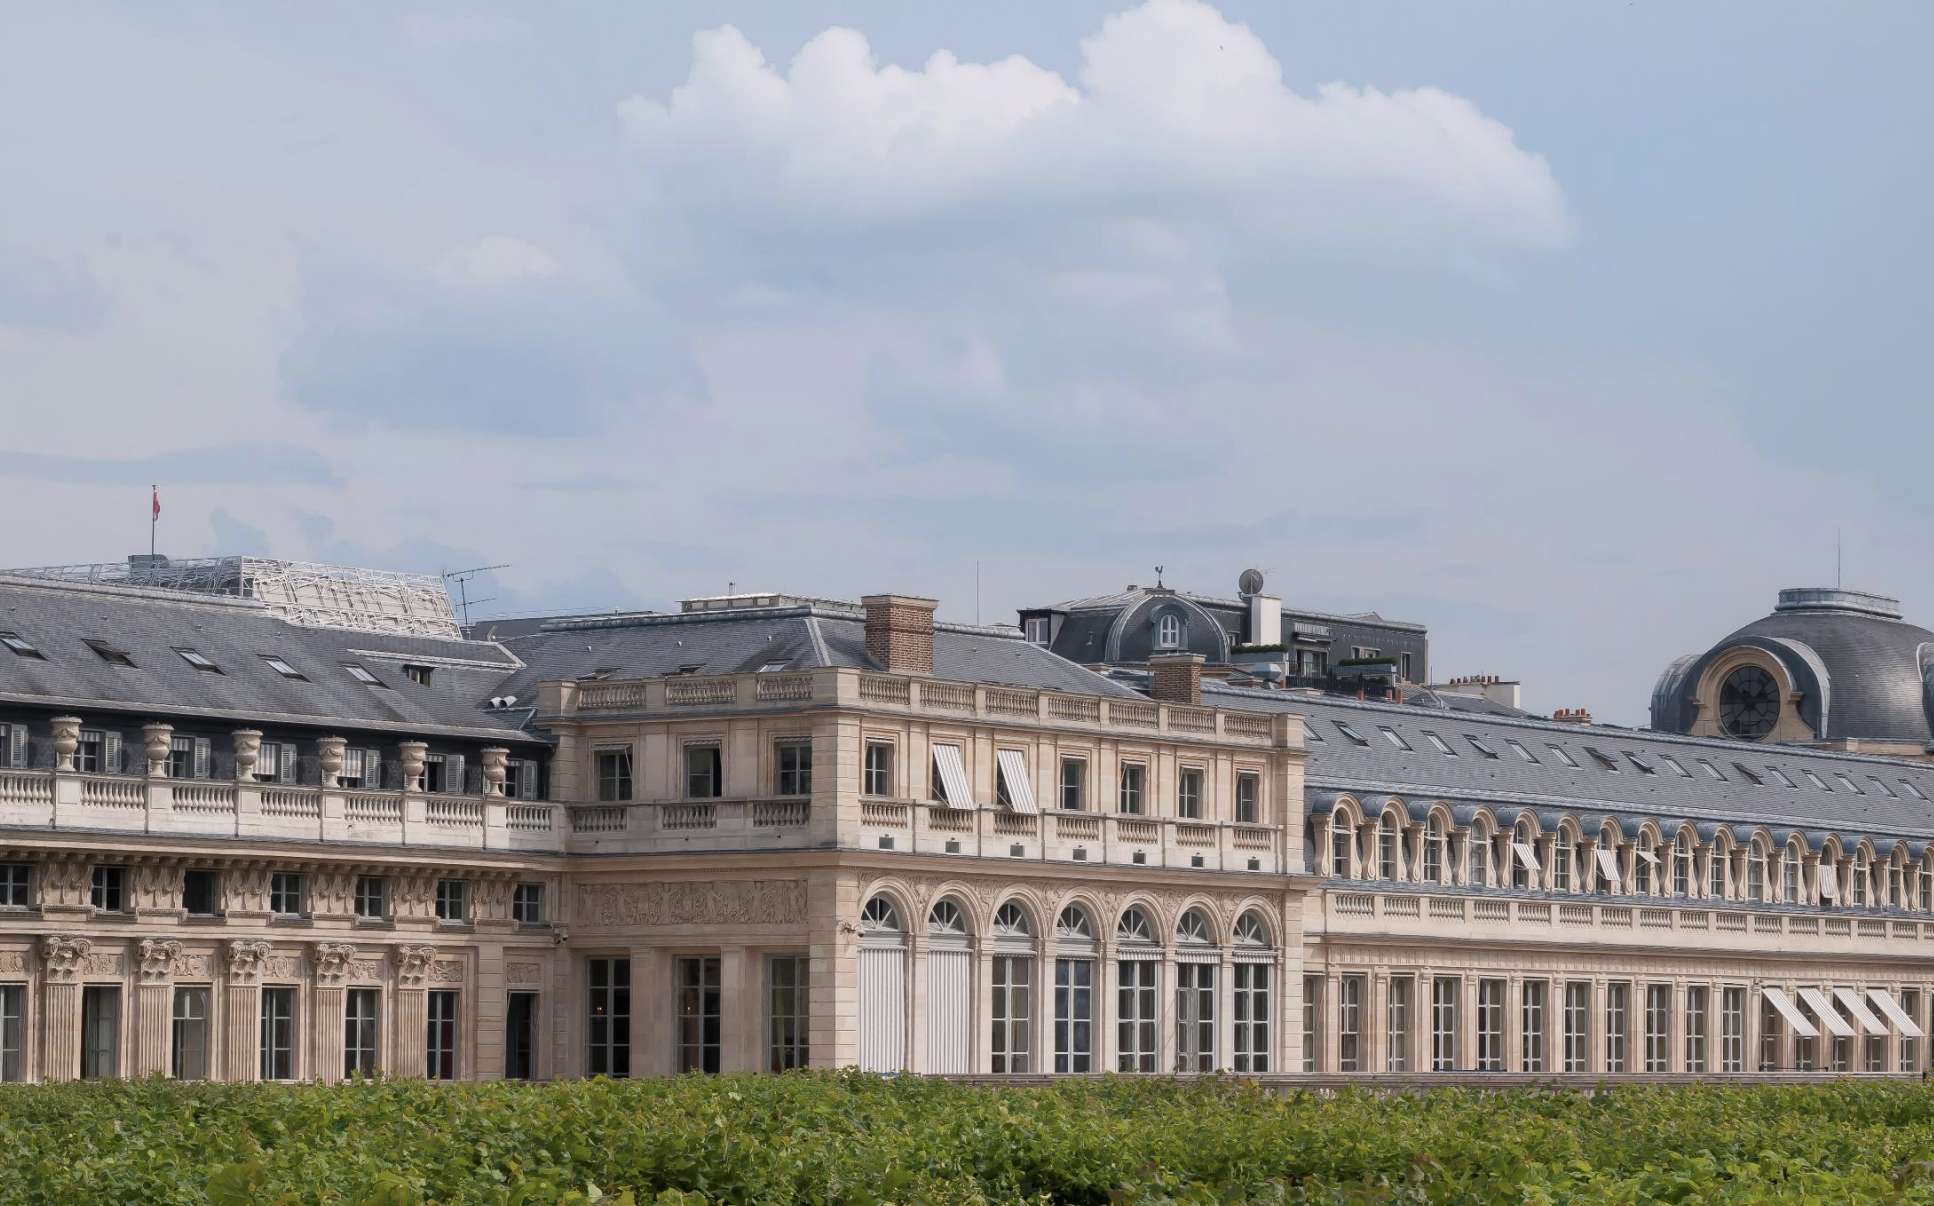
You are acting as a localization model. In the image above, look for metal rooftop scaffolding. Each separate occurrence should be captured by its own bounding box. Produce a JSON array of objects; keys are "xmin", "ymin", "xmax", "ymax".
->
[{"xmin": 0, "ymin": 555, "xmax": 463, "ymax": 638}]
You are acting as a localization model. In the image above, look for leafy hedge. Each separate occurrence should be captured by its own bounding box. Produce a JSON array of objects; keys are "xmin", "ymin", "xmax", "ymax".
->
[{"xmin": 5, "ymin": 1075, "xmax": 1934, "ymax": 1203}]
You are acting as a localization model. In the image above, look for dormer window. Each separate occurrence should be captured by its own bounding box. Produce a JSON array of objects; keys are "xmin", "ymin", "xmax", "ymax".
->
[
  {"xmin": 1155, "ymin": 613, "xmax": 1183, "ymax": 650},
  {"xmin": 1023, "ymin": 617, "xmax": 1050, "ymax": 645},
  {"xmin": 402, "ymin": 664, "xmax": 433, "ymax": 687}
]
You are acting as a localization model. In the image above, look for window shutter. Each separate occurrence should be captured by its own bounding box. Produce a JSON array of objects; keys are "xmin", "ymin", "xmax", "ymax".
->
[
  {"xmin": 193, "ymin": 738, "xmax": 211, "ymax": 779},
  {"xmin": 518, "ymin": 759, "xmax": 537, "ymax": 800},
  {"xmin": 279, "ymin": 743, "xmax": 297, "ymax": 784},
  {"xmin": 104, "ymin": 732, "xmax": 122, "ymax": 774},
  {"xmin": 446, "ymin": 754, "xmax": 466, "ymax": 794},
  {"xmin": 8, "ymin": 724, "xmax": 24, "ymax": 769},
  {"xmin": 366, "ymin": 749, "xmax": 382, "ymax": 790}
]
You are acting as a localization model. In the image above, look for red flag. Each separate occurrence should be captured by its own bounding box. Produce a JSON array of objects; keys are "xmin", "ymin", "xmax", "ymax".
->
[{"xmin": 151, "ymin": 486, "xmax": 160, "ymax": 521}]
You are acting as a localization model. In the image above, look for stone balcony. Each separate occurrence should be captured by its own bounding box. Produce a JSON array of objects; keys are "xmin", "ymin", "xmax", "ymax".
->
[
  {"xmin": 548, "ymin": 668, "xmax": 1297, "ymax": 747},
  {"xmin": 0, "ymin": 769, "xmax": 560, "ymax": 854}
]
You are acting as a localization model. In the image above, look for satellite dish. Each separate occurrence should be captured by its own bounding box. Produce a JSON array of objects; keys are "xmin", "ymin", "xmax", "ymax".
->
[{"xmin": 1238, "ymin": 568, "xmax": 1266, "ymax": 596}]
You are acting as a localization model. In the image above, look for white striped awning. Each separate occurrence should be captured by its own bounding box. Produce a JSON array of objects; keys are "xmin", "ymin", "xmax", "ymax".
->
[
  {"xmin": 1868, "ymin": 988, "xmax": 1926, "ymax": 1039},
  {"xmin": 1636, "ymin": 848, "xmax": 1661, "ymax": 866},
  {"xmin": 1594, "ymin": 848, "xmax": 1621, "ymax": 886},
  {"xmin": 1761, "ymin": 987, "xmax": 1819, "ymax": 1038},
  {"xmin": 1832, "ymin": 987, "xmax": 1888, "ymax": 1036},
  {"xmin": 1511, "ymin": 842, "xmax": 1541, "ymax": 874},
  {"xmin": 995, "ymin": 749, "xmax": 1038, "ymax": 815},
  {"xmin": 931, "ymin": 744, "xmax": 974, "ymax": 810},
  {"xmin": 1817, "ymin": 863, "xmax": 1840, "ymax": 900},
  {"xmin": 1797, "ymin": 986, "xmax": 1857, "ymax": 1037}
]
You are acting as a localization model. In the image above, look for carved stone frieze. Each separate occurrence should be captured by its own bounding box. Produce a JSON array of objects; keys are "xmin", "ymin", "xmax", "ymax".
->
[
  {"xmin": 312, "ymin": 942, "xmax": 358, "ymax": 986},
  {"xmin": 132, "ymin": 864, "xmax": 179, "ymax": 913},
  {"xmin": 40, "ymin": 935, "xmax": 92, "ymax": 983},
  {"xmin": 38, "ymin": 859, "xmax": 91, "ymax": 910},
  {"xmin": 222, "ymin": 869, "xmax": 270, "ymax": 915},
  {"xmin": 81, "ymin": 952, "xmax": 123, "ymax": 976},
  {"xmin": 574, "ymin": 880, "xmax": 807, "ymax": 928},
  {"xmin": 0, "ymin": 951, "xmax": 26, "ymax": 975},
  {"xmin": 432, "ymin": 960, "xmax": 465, "ymax": 983},
  {"xmin": 505, "ymin": 961, "xmax": 543, "ymax": 984},
  {"xmin": 349, "ymin": 959, "xmax": 384, "ymax": 982},
  {"xmin": 264, "ymin": 956, "xmax": 302, "ymax": 979},
  {"xmin": 395, "ymin": 945, "xmax": 437, "ymax": 986},
  {"xmin": 138, "ymin": 938, "xmax": 183, "ymax": 984},
  {"xmin": 225, "ymin": 938, "xmax": 273, "ymax": 984}
]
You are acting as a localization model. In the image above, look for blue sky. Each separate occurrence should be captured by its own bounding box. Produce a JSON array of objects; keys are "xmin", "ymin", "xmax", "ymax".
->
[{"xmin": 2, "ymin": 1, "xmax": 1930, "ymax": 723}]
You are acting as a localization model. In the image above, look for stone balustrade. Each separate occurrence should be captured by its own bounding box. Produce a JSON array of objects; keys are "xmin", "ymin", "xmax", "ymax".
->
[{"xmin": 851, "ymin": 801, "xmax": 1285, "ymax": 874}]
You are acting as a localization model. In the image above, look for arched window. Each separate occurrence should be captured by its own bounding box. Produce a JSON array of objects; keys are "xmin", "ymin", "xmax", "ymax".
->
[
  {"xmin": 1672, "ymin": 834, "xmax": 1693, "ymax": 897},
  {"xmin": 1117, "ymin": 906, "xmax": 1155, "ymax": 944},
  {"xmin": 1597, "ymin": 825, "xmax": 1623, "ymax": 894},
  {"xmin": 1471, "ymin": 820, "xmax": 1495, "ymax": 888},
  {"xmin": 1708, "ymin": 836, "xmax": 1730, "ymax": 898},
  {"xmin": 1852, "ymin": 848, "xmax": 1871, "ymax": 907},
  {"xmin": 1783, "ymin": 841, "xmax": 1803, "ymax": 904},
  {"xmin": 1633, "ymin": 833, "xmax": 1657, "ymax": 895},
  {"xmin": 927, "ymin": 898, "xmax": 965, "ymax": 935},
  {"xmin": 1233, "ymin": 911, "xmax": 1270, "ymax": 946},
  {"xmin": 1553, "ymin": 826, "xmax": 1575, "ymax": 892},
  {"xmin": 861, "ymin": 895, "xmax": 902, "ymax": 931},
  {"xmin": 1748, "ymin": 842, "xmax": 1768, "ymax": 902},
  {"xmin": 1379, "ymin": 811, "xmax": 1401, "ymax": 880},
  {"xmin": 1175, "ymin": 908, "xmax": 1213, "ymax": 945},
  {"xmin": 1055, "ymin": 904, "xmax": 1093, "ymax": 940},
  {"xmin": 1512, "ymin": 819, "xmax": 1537, "ymax": 890},
  {"xmin": 1424, "ymin": 814, "xmax": 1446, "ymax": 884},
  {"xmin": 993, "ymin": 902, "xmax": 1032, "ymax": 937},
  {"xmin": 1330, "ymin": 810, "xmax": 1353, "ymax": 877},
  {"xmin": 1155, "ymin": 613, "xmax": 1183, "ymax": 650},
  {"xmin": 1922, "ymin": 853, "xmax": 1934, "ymax": 911}
]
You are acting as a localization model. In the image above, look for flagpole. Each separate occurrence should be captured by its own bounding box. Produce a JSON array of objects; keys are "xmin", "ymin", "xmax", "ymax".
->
[{"xmin": 150, "ymin": 484, "xmax": 156, "ymax": 557}]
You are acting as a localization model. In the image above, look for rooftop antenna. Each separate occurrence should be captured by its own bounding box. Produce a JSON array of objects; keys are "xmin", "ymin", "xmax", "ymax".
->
[
  {"xmin": 1155, "ymin": 564, "xmax": 1165, "ymax": 589},
  {"xmin": 443, "ymin": 563, "xmax": 509, "ymax": 628}
]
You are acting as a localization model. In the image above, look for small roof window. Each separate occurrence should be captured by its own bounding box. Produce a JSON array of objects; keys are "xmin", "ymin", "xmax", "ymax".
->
[
  {"xmin": 1465, "ymin": 736, "xmax": 1500, "ymax": 760},
  {"xmin": 342, "ymin": 663, "xmax": 384, "ymax": 687},
  {"xmin": 262, "ymin": 655, "xmax": 307, "ymax": 681},
  {"xmin": 402, "ymin": 664, "xmax": 433, "ymax": 687},
  {"xmin": 1731, "ymin": 762, "xmax": 1762, "ymax": 786},
  {"xmin": 578, "ymin": 667, "xmax": 618, "ymax": 681},
  {"xmin": 758, "ymin": 660, "xmax": 791, "ymax": 673},
  {"xmin": 1801, "ymin": 769, "xmax": 1831, "ymax": 791},
  {"xmin": 174, "ymin": 647, "xmax": 222, "ymax": 674},
  {"xmin": 1903, "ymin": 780, "xmax": 1929, "ymax": 802},
  {"xmin": 1303, "ymin": 724, "xmax": 1325, "ymax": 743},
  {"xmin": 1624, "ymin": 752, "xmax": 1657, "ymax": 776},
  {"xmin": 1870, "ymin": 776, "xmax": 1898, "ymax": 799},
  {"xmin": 0, "ymin": 632, "xmax": 44, "ymax": 659},
  {"xmin": 1378, "ymin": 726, "xmax": 1412, "ymax": 751},
  {"xmin": 84, "ymin": 639, "xmax": 136, "ymax": 668},
  {"xmin": 1583, "ymin": 747, "xmax": 1619, "ymax": 772},
  {"xmin": 1766, "ymin": 766, "xmax": 1798, "ymax": 788},
  {"xmin": 1834, "ymin": 773, "xmax": 1863, "ymax": 795},
  {"xmin": 1546, "ymin": 744, "xmax": 1579, "ymax": 768},
  {"xmin": 1657, "ymin": 755, "xmax": 1692, "ymax": 778},
  {"xmin": 1332, "ymin": 721, "xmax": 1369, "ymax": 747},
  {"xmin": 1504, "ymin": 739, "xmax": 1538, "ymax": 764},
  {"xmin": 672, "ymin": 662, "xmax": 705, "ymax": 676},
  {"xmin": 1422, "ymin": 732, "xmax": 1457, "ymax": 757},
  {"xmin": 1696, "ymin": 759, "xmax": 1725, "ymax": 781}
]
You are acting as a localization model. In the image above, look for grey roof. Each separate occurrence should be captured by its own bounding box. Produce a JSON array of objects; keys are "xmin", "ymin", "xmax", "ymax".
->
[
  {"xmin": 0, "ymin": 575, "xmax": 536, "ymax": 742},
  {"xmin": 1202, "ymin": 680, "xmax": 1934, "ymax": 842},
  {"xmin": 494, "ymin": 604, "xmax": 1142, "ymax": 702},
  {"xmin": 1653, "ymin": 587, "xmax": 1934, "ymax": 745},
  {"xmin": 1400, "ymin": 685, "xmax": 1533, "ymax": 718}
]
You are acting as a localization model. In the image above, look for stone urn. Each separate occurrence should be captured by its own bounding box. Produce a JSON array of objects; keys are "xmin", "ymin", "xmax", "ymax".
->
[
  {"xmin": 142, "ymin": 722, "xmax": 174, "ymax": 777},
  {"xmin": 481, "ymin": 747, "xmax": 509, "ymax": 798},
  {"xmin": 50, "ymin": 716, "xmax": 81, "ymax": 773},
  {"xmin": 232, "ymin": 729, "xmax": 263, "ymax": 782},
  {"xmin": 398, "ymin": 741, "xmax": 428, "ymax": 793},
  {"xmin": 317, "ymin": 736, "xmax": 347, "ymax": 789}
]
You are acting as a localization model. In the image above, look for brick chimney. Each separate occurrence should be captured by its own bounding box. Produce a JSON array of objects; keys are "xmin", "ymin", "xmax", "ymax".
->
[
  {"xmin": 862, "ymin": 594, "xmax": 938, "ymax": 675},
  {"xmin": 1149, "ymin": 652, "xmax": 1205, "ymax": 706},
  {"xmin": 1550, "ymin": 707, "xmax": 1593, "ymax": 725}
]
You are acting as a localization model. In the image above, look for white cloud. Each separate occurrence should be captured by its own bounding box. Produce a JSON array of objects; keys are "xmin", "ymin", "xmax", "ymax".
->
[
  {"xmin": 432, "ymin": 237, "xmax": 563, "ymax": 288},
  {"xmin": 620, "ymin": 0, "xmax": 1568, "ymax": 250}
]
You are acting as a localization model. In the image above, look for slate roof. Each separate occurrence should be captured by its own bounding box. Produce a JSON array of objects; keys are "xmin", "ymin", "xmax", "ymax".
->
[
  {"xmin": 1199, "ymin": 680, "xmax": 1934, "ymax": 843},
  {"xmin": 0, "ymin": 576, "xmax": 537, "ymax": 742},
  {"xmin": 492, "ymin": 604, "xmax": 1143, "ymax": 703}
]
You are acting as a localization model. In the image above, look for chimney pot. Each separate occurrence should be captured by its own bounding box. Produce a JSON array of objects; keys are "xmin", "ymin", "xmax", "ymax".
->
[
  {"xmin": 1149, "ymin": 652, "xmax": 1206, "ymax": 706},
  {"xmin": 861, "ymin": 594, "xmax": 938, "ymax": 676}
]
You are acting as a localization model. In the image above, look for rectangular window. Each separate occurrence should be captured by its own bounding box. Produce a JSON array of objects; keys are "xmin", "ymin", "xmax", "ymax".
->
[
  {"xmin": 76, "ymin": 728, "xmax": 108, "ymax": 774},
  {"xmin": 164, "ymin": 986, "xmax": 208, "ymax": 1080},
  {"xmin": 1659, "ymin": 755, "xmax": 1693, "ymax": 777},
  {"xmin": 1333, "ymin": 721, "xmax": 1369, "ymax": 747},
  {"xmin": 503, "ymin": 758, "xmax": 537, "ymax": 800},
  {"xmin": 1176, "ymin": 767, "xmax": 1204, "ymax": 819},
  {"xmin": 1384, "ymin": 976, "xmax": 1411, "ymax": 1072},
  {"xmin": 435, "ymin": 879, "xmax": 468, "ymax": 923},
  {"xmin": 82, "ymin": 985, "xmax": 121, "ymax": 1079},
  {"xmin": 1685, "ymin": 985, "xmax": 1708, "ymax": 1073},
  {"xmin": 1024, "ymin": 617, "xmax": 1050, "ymax": 645},
  {"xmin": 863, "ymin": 742, "xmax": 894, "ymax": 797},
  {"xmin": 587, "ymin": 957, "xmax": 631, "ymax": 1077},
  {"xmin": 1379, "ymin": 725, "xmax": 1412, "ymax": 751},
  {"xmin": 774, "ymin": 740, "xmax": 813, "ymax": 796},
  {"xmin": 1118, "ymin": 961, "xmax": 1157, "ymax": 1073},
  {"xmin": 506, "ymin": 992, "xmax": 538, "ymax": 1080},
  {"xmin": 85, "ymin": 638, "xmax": 135, "ymax": 667},
  {"xmin": 930, "ymin": 744, "xmax": 972, "ymax": 808},
  {"xmin": 595, "ymin": 748, "xmax": 633, "ymax": 802},
  {"xmin": 1547, "ymin": 744, "xmax": 1580, "ymax": 768},
  {"xmin": 1466, "ymin": 736, "xmax": 1500, "ymax": 759},
  {"xmin": 1232, "ymin": 962, "xmax": 1270, "ymax": 1073},
  {"xmin": 1235, "ymin": 772, "xmax": 1260, "ymax": 824},
  {"xmin": 675, "ymin": 956, "xmax": 721, "ymax": 1074},
  {"xmin": 0, "ymin": 863, "xmax": 28, "ymax": 910},
  {"xmin": 1720, "ymin": 986, "xmax": 1746, "ymax": 1073},
  {"xmin": 1564, "ymin": 982, "xmax": 1589, "ymax": 1073},
  {"xmin": 1175, "ymin": 962, "xmax": 1214, "ymax": 1073},
  {"xmin": 1522, "ymin": 980, "xmax": 1548, "ymax": 1074},
  {"xmin": 684, "ymin": 745, "xmax": 723, "ymax": 799},
  {"xmin": 1422, "ymin": 732, "xmax": 1457, "ymax": 757},
  {"xmin": 345, "ymin": 988, "xmax": 379, "ymax": 1079},
  {"xmin": 1762, "ymin": 996, "xmax": 1785, "ymax": 1072},
  {"xmin": 260, "ymin": 986, "xmax": 296, "ymax": 1081},
  {"xmin": 1605, "ymin": 983, "xmax": 1629, "ymax": 1073},
  {"xmin": 1059, "ymin": 758, "xmax": 1086, "ymax": 811},
  {"xmin": 0, "ymin": 985, "xmax": 21, "ymax": 1082},
  {"xmin": 403, "ymin": 664, "xmax": 433, "ymax": 687},
  {"xmin": 1431, "ymin": 977, "xmax": 1459, "ymax": 1072},
  {"xmin": 1902, "ymin": 988, "xmax": 1923, "ymax": 1074},
  {"xmin": 767, "ymin": 955, "xmax": 810, "ymax": 1071},
  {"xmin": 1117, "ymin": 762, "xmax": 1146, "ymax": 814},
  {"xmin": 427, "ymin": 990, "xmax": 459, "ymax": 1080},
  {"xmin": 1505, "ymin": 739, "xmax": 1539, "ymax": 763},
  {"xmin": 91, "ymin": 865, "xmax": 126, "ymax": 913},
  {"xmin": 263, "ymin": 655, "xmax": 307, "ymax": 680},
  {"xmin": 167, "ymin": 735, "xmax": 191, "ymax": 778},
  {"xmin": 340, "ymin": 747, "xmax": 379, "ymax": 790},
  {"xmin": 0, "ymin": 632, "xmax": 43, "ymax": 658},
  {"xmin": 354, "ymin": 876, "xmax": 388, "ymax": 920},
  {"xmin": 182, "ymin": 870, "xmax": 219, "ymax": 917},
  {"xmin": 512, "ymin": 883, "xmax": 545, "ymax": 925},
  {"xmin": 1642, "ymin": 984, "xmax": 1669, "ymax": 1072},
  {"xmin": 1303, "ymin": 974, "xmax": 1321, "ymax": 1072},
  {"xmin": 174, "ymin": 647, "xmax": 222, "ymax": 674},
  {"xmin": 269, "ymin": 872, "xmax": 304, "ymax": 917},
  {"xmin": 343, "ymin": 662, "xmax": 383, "ymax": 686},
  {"xmin": 1337, "ymin": 974, "xmax": 1364, "ymax": 1072},
  {"xmin": 992, "ymin": 956, "xmax": 1033, "ymax": 1074},
  {"xmin": 1054, "ymin": 958, "xmax": 1094, "ymax": 1074},
  {"xmin": 1476, "ymin": 979, "xmax": 1506, "ymax": 1072}
]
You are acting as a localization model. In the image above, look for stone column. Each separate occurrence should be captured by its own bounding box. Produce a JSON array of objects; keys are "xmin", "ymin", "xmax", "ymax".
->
[
  {"xmin": 1590, "ymin": 978, "xmax": 1608, "ymax": 1074},
  {"xmin": 1096, "ymin": 940, "xmax": 1118, "ymax": 1074},
  {"xmin": 974, "ymin": 946, "xmax": 995, "ymax": 1074},
  {"xmin": 224, "ymin": 939, "xmax": 271, "ymax": 1081},
  {"xmin": 398, "ymin": 743, "xmax": 429, "ymax": 793},
  {"xmin": 134, "ymin": 938, "xmax": 181, "ymax": 1077},
  {"xmin": 316, "ymin": 737, "xmax": 347, "ymax": 789},
  {"xmin": 1459, "ymin": 975, "xmax": 1478, "ymax": 1072},
  {"xmin": 1744, "ymin": 979, "xmax": 1763, "ymax": 1071},
  {"xmin": 39, "ymin": 936, "xmax": 90, "ymax": 1081},
  {"xmin": 1413, "ymin": 967, "xmax": 1434, "ymax": 1072},
  {"xmin": 1321, "ymin": 971, "xmax": 1340, "ymax": 1072},
  {"xmin": 1215, "ymin": 948, "xmax": 1234, "ymax": 1073},
  {"xmin": 311, "ymin": 943, "xmax": 356, "ymax": 1083},
  {"xmin": 394, "ymin": 945, "xmax": 435, "ymax": 1078},
  {"xmin": 1369, "ymin": 971, "xmax": 1389, "ymax": 1073},
  {"xmin": 481, "ymin": 747, "xmax": 509, "ymax": 798},
  {"xmin": 1669, "ymin": 980, "xmax": 1687, "ymax": 1074},
  {"xmin": 50, "ymin": 716, "xmax": 81, "ymax": 773},
  {"xmin": 232, "ymin": 730, "xmax": 262, "ymax": 782},
  {"xmin": 719, "ymin": 944, "xmax": 751, "ymax": 1073},
  {"xmin": 1506, "ymin": 974, "xmax": 1525, "ymax": 1072},
  {"xmin": 141, "ymin": 722, "xmax": 174, "ymax": 777}
]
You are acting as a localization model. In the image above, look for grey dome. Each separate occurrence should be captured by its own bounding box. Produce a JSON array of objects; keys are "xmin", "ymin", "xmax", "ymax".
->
[{"xmin": 1652, "ymin": 587, "xmax": 1934, "ymax": 745}]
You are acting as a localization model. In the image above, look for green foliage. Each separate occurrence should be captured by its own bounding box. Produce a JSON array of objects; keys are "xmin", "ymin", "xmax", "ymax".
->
[{"xmin": 5, "ymin": 1076, "xmax": 1934, "ymax": 1203}]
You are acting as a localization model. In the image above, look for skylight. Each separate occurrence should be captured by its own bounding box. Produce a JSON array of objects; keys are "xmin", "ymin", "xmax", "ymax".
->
[
  {"xmin": 1766, "ymin": 766, "xmax": 1797, "ymax": 788},
  {"xmin": 1801, "ymin": 769, "xmax": 1831, "ymax": 791},
  {"xmin": 1583, "ymin": 747, "xmax": 1620, "ymax": 772},
  {"xmin": 1835, "ymin": 773, "xmax": 1863, "ymax": 795},
  {"xmin": 1379, "ymin": 726, "xmax": 1412, "ymax": 751},
  {"xmin": 757, "ymin": 660, "xmax": 791, "ymax": 673},
  {"xmin": 85, "ymin": 639, "xmax": 136, "ymax": 668},
  {"xmin": 1422, "ymin": 732, "xmax": 1457, "ymax": 756},
  {"xmin": 1624, "ymin": 752, "xmax": 1657, "ymax": 776},
  {"xmin": 1903, "ymin": 780, "xmax": 1929, "ymax": 802},
  {"xmin": 1547, "ymin": 745, "xmax": 1580, "ymax": 768},
  {"xmin": 1696, "ymin": 759, "xmax": 1725, "ymax": 781},
  {"xmin": 262, "ymin": 655, "xmax": 307, "ymax": 681},
  {"xmin": 174, "ymin": 647, "xmax": 222, "ymax": 674},
  {"xmin": 1333, "ymin": 721, "xmax": 1369, "ymax": 747},
  {"xmin": 1658, "ymin": 755, "xmax": 1693, "ymax": 778},
  {"xmin": 1731, "ymin": 762, "xmax": 1762, "ymax": 786},
  {"xmin": 1504, "ymin": 739, "xmax": 1539, "ymax": 764},
  {"xmin": 1465, "ymin": 736, "xmax": 1500, "ymax": 760},
  {"xmin": 342, "ymin": 663, "xmax": 384, "ymax": 687},
  {"xmin": 1871, "ymin": 776, "xmax": 1898, "ymax": 799},
  {"xmin": 0, "ymin": 632, "xmax": 44, "ymax": 660}
]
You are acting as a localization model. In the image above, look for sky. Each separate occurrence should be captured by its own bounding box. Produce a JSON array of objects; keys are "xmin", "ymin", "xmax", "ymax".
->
[{"xmin": 2, "ymin": 1, "xmax": 1931, "ymax": 724}]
